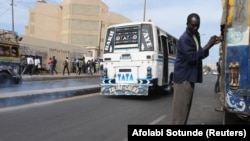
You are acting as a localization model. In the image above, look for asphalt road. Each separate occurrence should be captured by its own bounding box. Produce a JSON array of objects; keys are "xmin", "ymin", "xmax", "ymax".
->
[{"xmin": 0, "ymin": 75, "xmax": 223, "ymax": 141}]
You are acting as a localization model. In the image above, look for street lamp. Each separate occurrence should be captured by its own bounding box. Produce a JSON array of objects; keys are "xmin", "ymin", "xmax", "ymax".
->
[
  {"xmin": 143, "ymin": 0, "xmax": 146, "ymax": 21},
  {"xmin": 11, "ymin": 0, "xmax": 14, "ymax": 32}
]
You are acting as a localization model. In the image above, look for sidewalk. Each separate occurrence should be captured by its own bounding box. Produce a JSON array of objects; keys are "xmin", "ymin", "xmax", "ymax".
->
[
  {"xmin": 0, "ymin": 73, "xmax": 101, "ymax": 108},
  {"xmin": 22, "ymin": 72, "xmax": 101, "ymax": 81}
]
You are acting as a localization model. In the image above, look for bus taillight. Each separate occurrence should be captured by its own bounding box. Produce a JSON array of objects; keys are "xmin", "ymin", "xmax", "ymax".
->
[{"xmin": 147, "ymin": 67, "xmax": 152, "ymax": 78}]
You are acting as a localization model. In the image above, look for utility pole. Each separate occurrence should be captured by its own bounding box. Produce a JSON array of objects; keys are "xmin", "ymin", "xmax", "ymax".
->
[
  {"xmin": 11, "ymin": 0, "xmax": 14, "ymax": 32},
  {"xmin": 98, "ymin": 21, "xmax": 103, "ymax": 57},
  {"xmin": 143, "ymin": 0, "xmax": 146, "ymax": 21}
]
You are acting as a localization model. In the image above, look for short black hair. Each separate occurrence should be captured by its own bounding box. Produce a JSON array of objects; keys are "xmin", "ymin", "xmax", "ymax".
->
[{"xmin": 187, "ymin": 13, "xmax": 200, "ymax": 24}]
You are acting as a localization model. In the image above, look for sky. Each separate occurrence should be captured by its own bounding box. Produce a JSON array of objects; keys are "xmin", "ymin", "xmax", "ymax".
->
[{"xmin": 0, "ymin": 0, "xmax": 223, "ymax": 66}]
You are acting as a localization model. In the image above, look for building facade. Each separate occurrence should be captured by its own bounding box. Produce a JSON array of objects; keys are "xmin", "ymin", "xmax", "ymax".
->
[
  {"xmin": 24, "ymin": 0, "xmax": 131, "ymax": 58},
  {"xmin": 21, "ymin": 0, "xmax": 131, "ymax": 72}
]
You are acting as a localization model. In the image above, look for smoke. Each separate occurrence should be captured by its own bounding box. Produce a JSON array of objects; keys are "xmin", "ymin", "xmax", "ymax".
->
[{"xmin": 0, "ymin": 77, "xmax": 100, "ymax": 107}]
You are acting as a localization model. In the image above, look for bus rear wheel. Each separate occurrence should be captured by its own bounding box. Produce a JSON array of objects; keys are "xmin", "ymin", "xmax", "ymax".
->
[{"xmin": 0, "ymin": 73, "xmax": 11, "ymax": 87}]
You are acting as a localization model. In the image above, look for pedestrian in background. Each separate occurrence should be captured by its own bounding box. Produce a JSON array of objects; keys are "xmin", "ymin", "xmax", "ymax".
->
[
  {"xmin": 214, "ymin": 61, "xmax": 221, "ymax": 93},
  {"xmin": 21, "ymin": 56, "xmax": 27, "ymax": 75},
  {"xmin": 82, "ymin": 57, "xmax": 86, "ymax": 73},
  {"xmin": 87, "ymin": 60, "xmax": 93, "ymax": 76},
  {"xmin": 47, "ymin": 57, "xmax": 52, "ymax": 75},
  {"xmin": 100, "ymin": 59, "xmax": 103, "ymax": 73},
  {"xmin": 95, "ymin": 59, "xmax": 100, "ymax": 74},
  {"xmin": 52, "ymin": 56, "xmax": 58, "ymax": 75},
  {"xmin": 172, "ymin": 13, "xmax": 222, "ymax": 124},
  {"xmin": 63, "ymin": 57, "xmax": 70, "ymax": 76},
  {"xmin": 72, "ymin": 58, "xmax": 76, "ymax": 73},
  {"xmin": 34, "ymin": 56, "xmax": 41, "ymax": 75},
  {"xmin": 27, "ymin": 55, "xmax": 34, "ymax": 76},
  {"xmin": 77, "ymin": 58, "xmax": 83, "ymax": 75},
  {"xmin": 75, "ymin": 58, "xmax": 79, "ymax": 74}
]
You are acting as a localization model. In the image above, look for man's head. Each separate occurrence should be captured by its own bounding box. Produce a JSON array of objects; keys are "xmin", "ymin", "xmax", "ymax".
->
[{"xmin": 187, "ymin": 13, "xmax": 200, "ymax": 34}]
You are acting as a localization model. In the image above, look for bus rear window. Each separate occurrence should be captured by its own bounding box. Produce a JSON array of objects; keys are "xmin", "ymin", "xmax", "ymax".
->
[{"xmin": 114, "ymin": 26, "xmax": 139, "ymax": 48}]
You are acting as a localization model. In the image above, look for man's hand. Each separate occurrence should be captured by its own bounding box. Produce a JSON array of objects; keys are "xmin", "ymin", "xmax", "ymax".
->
[{"xmin": 215, "ymin": 36, "xmax": 223, "ymax": 44}]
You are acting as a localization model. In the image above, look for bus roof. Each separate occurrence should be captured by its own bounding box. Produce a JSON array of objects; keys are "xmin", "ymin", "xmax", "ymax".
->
[
  {"xmin": 107, "ymin": 21, "xmax": 155, "ymax": 28},
  {"xmin": 107, "ymin": 21, "xmax": 177, "ymax": 39},
  {"xmin": 0, "ymin": 29, "xmax": 22, "ymax": 45}
]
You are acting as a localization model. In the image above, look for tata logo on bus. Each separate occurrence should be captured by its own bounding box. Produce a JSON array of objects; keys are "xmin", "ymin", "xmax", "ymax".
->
[{"xmin": 117, "ymin": 73, "xmax": 134, "ymax": 82}]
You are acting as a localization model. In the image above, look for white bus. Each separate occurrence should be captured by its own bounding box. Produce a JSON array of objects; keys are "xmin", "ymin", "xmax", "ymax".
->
[{"xmin": 100, "ymin": 22, "xmax": 178, "ymax": 96}]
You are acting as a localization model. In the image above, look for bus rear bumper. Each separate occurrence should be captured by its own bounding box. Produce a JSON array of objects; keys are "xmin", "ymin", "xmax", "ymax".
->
[{"xmin": 100, "ymin": 84, "xmax": 153, "ymax": 96}]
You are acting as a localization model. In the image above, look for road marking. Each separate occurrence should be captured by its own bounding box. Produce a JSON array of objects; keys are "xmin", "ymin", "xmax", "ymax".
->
[{"xmin": 149, "ymin": 115, "xmax": 167, "ymax": 125}]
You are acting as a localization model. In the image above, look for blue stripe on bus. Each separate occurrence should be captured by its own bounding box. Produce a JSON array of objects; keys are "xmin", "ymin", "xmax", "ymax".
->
[{"xmin": 157, "ymin": 55, "xmax": 175, "ymax": 63}]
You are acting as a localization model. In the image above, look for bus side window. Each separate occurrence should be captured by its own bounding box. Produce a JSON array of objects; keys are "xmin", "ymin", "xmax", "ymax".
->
[
  {"xmin": 11, "ymin": 47, "xmax": 18, "ymax": 57},
  {"xmin": 0, "ymin": 46, "xmax": 10, "ymax": 56},
  {"xmin": 161, "ymin": 35, "xmax": 168, "ymax": 53},
  {"xmin": 157, "ymin": 30, "xmax": 163, "ymax": 53},
  {"xmin": 168, "ymin": 37, "xmax": 174, "ymax": 55},
  {"xmin": 173, "ymin": 39, "xmax": 177, "ymax": 55}
]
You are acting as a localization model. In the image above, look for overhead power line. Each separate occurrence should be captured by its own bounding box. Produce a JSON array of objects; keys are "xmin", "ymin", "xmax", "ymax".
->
[{"xmin": 0, "ymin": 7, "xmax": 11, "ymax": 16}]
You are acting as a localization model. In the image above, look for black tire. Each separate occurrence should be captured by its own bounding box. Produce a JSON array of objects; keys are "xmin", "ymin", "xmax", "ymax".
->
[
  {"xmin": 0, "ymin": 73, "xmax": 11, "ymax": 87},
  {"xmin": 13, "ymin": 77, "xmax": 23, "ymax": 86}
]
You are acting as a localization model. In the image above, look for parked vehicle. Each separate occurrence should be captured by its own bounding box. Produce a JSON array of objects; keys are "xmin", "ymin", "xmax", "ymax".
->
[
  {"xmin": 0, "ymin": 29, "xmax": 22, "ymax": 87},
  {"xmin": 219, "ymin": 0, "xmax": 250, "ymax": 124}
]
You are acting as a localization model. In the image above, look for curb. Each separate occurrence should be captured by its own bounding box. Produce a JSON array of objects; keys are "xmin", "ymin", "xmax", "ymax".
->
[
  {"xmin": 22, "ymin": 75, "xmax": 101, "ymax": 82},
  {"xmin": 0, "ymin": 87, "xmax": 100, "ymax": 108}
]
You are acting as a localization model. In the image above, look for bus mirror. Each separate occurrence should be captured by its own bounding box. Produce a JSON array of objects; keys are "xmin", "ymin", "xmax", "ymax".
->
[
  {"xmin": 15, "ymin": 35, "xmax": 23, "ymax": 41},
  {"xmin": 18, "ymin": 37, "xmax": 23, "ymax": 41}
]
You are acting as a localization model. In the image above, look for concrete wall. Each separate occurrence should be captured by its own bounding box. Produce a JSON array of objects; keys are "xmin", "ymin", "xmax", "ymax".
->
[{"xmin": 20, "ymin": 35, "xmax": 89, "ymax": 72}]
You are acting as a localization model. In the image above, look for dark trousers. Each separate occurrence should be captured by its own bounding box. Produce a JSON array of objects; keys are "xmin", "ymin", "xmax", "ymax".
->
[
  {"xmin": 34, "ymin": 65, "xmax": 40, "ymax": 75},
  {"xmin": 172, "ymin": 81, "xmax": 194, "ymax": 124},
  {"xmin": 214, "ymin": 74, "xmax": 220, "ymax": 93},
  {"xmin": 27, "ymin": 64, "xmax": 34, "ymax": 76},
  {"xmin": 51, "ymin": 65, "xmax": 58, "ymax": 75},
  {"xmin": 77, "ymin": 67, "xmax": 82, "ymax": 75},
  {"xmin": 63, "ymin": 66, "xmax": 70, "ymax": 75}
]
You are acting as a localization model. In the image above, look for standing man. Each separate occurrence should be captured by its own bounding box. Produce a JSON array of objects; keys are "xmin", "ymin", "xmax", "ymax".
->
[
  {"xmin": 82, "ymin": 57, "xmax": 86, "ymax": 73},
  {"xmin": 26, "ymin": 55, "xmax": 34, "ymax": 76},
  {"xmin": 21, "ymin": 56, "xmax": 27, "ymax": 75},
  {"xmin": 52, "ymin": 56, "xmax": 58, "ymax": 75},
  {"xmin": 172, "ymin": 13, "xmax": 222, "ymax": 124},
  {"xmin": 34, "ymin": 56, "xmax": 41, "ymax": 75},
  {"xmin": 63, "ymin": 57, "xmax": 70, "ymax": 76},
  {"xmin": 72, "ymin": 58, "xmax": 77, "ymax": 73},
  {"xmin": 77, "ymin": 58, "xmax": 83, "ymax": 75},
  {"xmin": 47, "ymin": 57, "xmax": 53, "ymax": 75}
]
